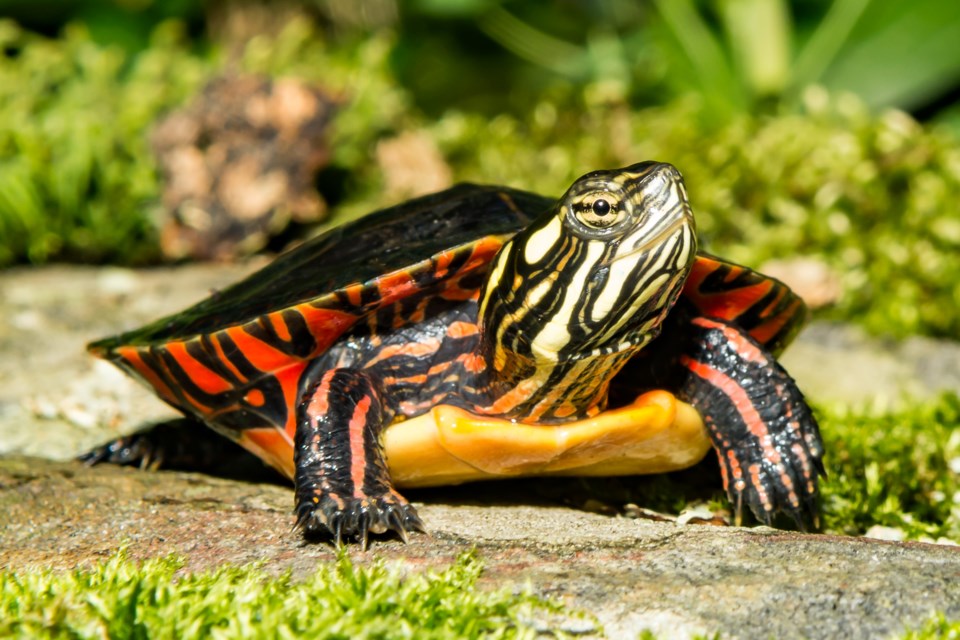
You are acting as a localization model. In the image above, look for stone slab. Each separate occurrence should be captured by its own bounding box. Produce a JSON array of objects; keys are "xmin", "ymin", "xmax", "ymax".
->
[{"xmin": 1, "ymin": 457, "xmax": 958, "ymax": 639}]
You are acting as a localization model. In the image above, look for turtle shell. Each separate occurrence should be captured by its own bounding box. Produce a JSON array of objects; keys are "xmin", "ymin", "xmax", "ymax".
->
[
  {"xmin": 90, "ymin": 181, "xmax": 804, "ymax": 444},
  {"xmin": 89, "ymin": 184, "xmax": 550, "ymax": 436},
  {"xmin": 92, "ymin": 184, "xmax": 550, "ymax": 351}
]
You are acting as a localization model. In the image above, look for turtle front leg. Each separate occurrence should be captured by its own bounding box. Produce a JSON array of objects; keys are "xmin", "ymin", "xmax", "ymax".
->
[
  {"xmin": 294, "ymin": 367, "xmax": 425, "ymax": 546},
  {"xmin": 678, "ymin": 316, "xmax": 825, "ymax": 529}
]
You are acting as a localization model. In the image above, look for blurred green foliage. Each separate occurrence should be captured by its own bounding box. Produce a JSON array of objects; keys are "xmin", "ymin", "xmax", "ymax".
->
[
  {"xmin": 651, "ymin": 0, "xmax": 960, "ymax": 120},
  {"xmin": 0, "ymin": 0, "xmax": 204, "ymax": 51},
  {"xmin": 0, "ymin": 16, "xmax": 406, "ymax": 265},
  {"xmin": 0, "ymin": 19, "xmax": 206, "ymax": 264},
  {"xmin": 381, "ymin": 0, "xmax": 960, "ymax": 125},
  {"xmin": 6, "ymin": 1, "xmax": 960, "ymax": 118}
]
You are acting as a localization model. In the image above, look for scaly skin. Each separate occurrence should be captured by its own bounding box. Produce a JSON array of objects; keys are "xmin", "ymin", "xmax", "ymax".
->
[{"xmin": 287, "ymin": 163, "xmax": 701, "ymax": 542}]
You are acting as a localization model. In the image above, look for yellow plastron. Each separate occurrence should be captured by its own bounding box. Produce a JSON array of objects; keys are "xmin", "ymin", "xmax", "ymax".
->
[{"xmin": 384, "ymin": 390, "xmax": 711, "ymax": 488}]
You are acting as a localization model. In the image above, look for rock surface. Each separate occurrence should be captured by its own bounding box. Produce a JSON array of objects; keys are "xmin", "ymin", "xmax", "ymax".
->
[
  {"xmin": 2, "ymin": 456, "xmax": 959, "ymax": 639},
  {"xmin": 2, "ymin": 264, "xmax": 960, "ymax": 638}
]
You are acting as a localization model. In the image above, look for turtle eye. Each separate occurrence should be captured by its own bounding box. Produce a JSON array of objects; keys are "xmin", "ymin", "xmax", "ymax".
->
[{"xmin": 569, "ymin": 191, "xmax": 628, "ymax": 232}]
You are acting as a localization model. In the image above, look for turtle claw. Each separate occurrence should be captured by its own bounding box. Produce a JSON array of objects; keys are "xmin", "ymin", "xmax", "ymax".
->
[
  {"xmin": 78, "ymin": 420, "xmax": 245, "ymax": 473},
  {"xmin": 294, "ymin": 491, "xmax": 424, "ymax": 547},
  {"xmin": 722, "ymin": 424, "xmax": 824, "ymax": 531},
  {"xmin": 78, "ymin": 433, "xmax": 163, "ymax": 470}
]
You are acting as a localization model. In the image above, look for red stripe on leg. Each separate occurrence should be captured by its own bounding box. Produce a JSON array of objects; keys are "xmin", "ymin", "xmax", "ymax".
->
[
  {"xmin": 680, "ymin": 355, "xmax": 771, "ymax": 443},
  {"xmin": 680, "ymin": 355, "xmax": 801, "ymax": 513},
  {"xmin": 349, "ymin": 395, "xmax": 372, "ymax": 497},
  {"xmin": 306, "ymin": 370, "xmax": 337, "ymax": 421}
]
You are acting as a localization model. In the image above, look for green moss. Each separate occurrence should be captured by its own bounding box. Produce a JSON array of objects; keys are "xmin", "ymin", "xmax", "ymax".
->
[
  {"xmin": 818, "ymin": 393, "xmax": 960, "ymax": 542},
  {"xmin": 902, "ymin": 613, "xmax": 960, "ymax": 639},
  {"xmin": 0, "ymin": 550, "xmax": 569, "ymax": 639},
  {"xmin": 0, "ymin": 19, "xmax": 207, "ymax": 265}
]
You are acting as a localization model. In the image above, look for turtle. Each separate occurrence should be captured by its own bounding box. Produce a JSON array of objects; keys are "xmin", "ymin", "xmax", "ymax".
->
[{"xmin": 84, "ymin": 161, "xmax": 824, "ymax": 545}]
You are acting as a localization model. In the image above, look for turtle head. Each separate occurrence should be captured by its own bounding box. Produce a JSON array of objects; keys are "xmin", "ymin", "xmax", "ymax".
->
[{"xmin": 480, "ymin": 161, "xmax": 698, "ymax": 364}]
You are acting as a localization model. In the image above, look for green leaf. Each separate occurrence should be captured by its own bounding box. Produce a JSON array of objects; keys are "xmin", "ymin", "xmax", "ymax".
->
[
  {"xmin": 718, "ymin": 0, "xmax": 792, "ymax": 97},
  {"xmin": 819, "ymin": 0, "xmax": 960, "ymax": 110},
  {"xmin": 789, "ymin": 0, "xmax": 873, "ymax": 97},
  {"xmin": 652, "ymin": 0, "xmax": 747, "ymax": 115}
]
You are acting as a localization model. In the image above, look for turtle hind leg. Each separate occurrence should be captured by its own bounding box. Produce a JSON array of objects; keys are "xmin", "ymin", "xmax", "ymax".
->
[
  {"xmin": 677, "ymin": 316, "xmax": 825, "ymax": 529},
  {"xmin": 294, "ymin": 367, "xmax": 425, "ymax": 547},
  {"xmin": 79, "ymin": 418, "xmax": 267, "ymax": 478}
]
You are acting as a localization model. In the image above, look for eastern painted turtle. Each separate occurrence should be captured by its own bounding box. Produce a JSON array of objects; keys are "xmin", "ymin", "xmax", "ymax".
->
[{"xmin": 85, "ymin": 162, "xmax": 824, "ymax": 545}]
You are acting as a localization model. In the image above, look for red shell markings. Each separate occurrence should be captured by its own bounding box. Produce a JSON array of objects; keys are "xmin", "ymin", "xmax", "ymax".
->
[{"xmin": 682, "ymin": 255, "xmax": 805, "ymax": 352}]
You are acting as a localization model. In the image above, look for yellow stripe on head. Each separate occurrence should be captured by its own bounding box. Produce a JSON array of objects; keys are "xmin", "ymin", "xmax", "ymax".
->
[{"xmin": 495, "ymin": 163, "xmax": 696, "ymax": 353}]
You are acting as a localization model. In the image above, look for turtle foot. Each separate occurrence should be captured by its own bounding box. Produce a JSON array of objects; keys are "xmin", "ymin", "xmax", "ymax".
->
[
  {"xmin": 294, "ymin": 490, "xmax": 426, "ymax": 548},
  {"xmin": 79, "ymin": 432, "xmax": 163, "ymax": 469},
  {"xmin": 724, "ymin": 424, "xmax": 824, "ymax": 531},
  {"xmin": 78, "ymin": 419, "xmax": 250, "ymax": 473},
  {"xmin": 677, "ymin": 316, "xmax": 825, "ymax": 530}
]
